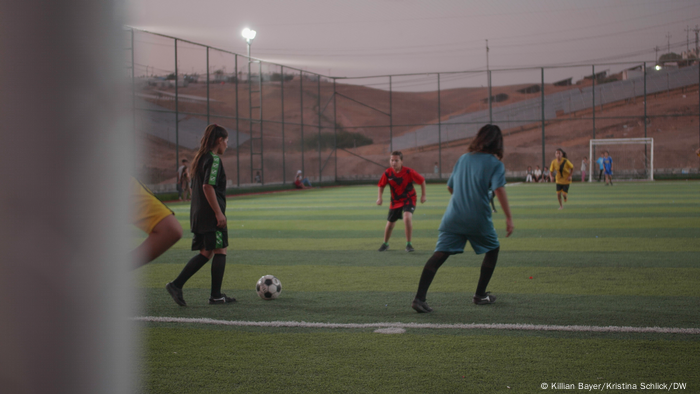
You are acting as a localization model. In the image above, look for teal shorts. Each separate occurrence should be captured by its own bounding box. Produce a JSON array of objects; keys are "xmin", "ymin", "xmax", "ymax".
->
[{"xmin": 434, "ymin": 229, "xmax": 499, "ymax": 255}]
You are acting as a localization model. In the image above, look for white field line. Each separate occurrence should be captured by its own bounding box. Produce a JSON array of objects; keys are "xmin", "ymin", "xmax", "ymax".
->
[{"xmin": 133, "ymin": 316, "xmax": 700, "ymax": 335}]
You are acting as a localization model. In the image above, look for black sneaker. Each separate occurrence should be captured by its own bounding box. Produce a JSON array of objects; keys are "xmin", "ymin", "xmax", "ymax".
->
[
  {"xmin": 411, "ymin": 298, "xmax": 433, "ymax": 313},
  {"xmin": 473, "ymin": 292, "xmax": 497, "ymax": 305},
  {"xmin": 405, "ymin": 244, "xmax": 415, "ymax": 252},
  {"xmin": 209, "ymin": 294, "xmax": 237, "ymax": 304},
  {"xmin": 378, "ymin": 243, "xmax": 389, "ymax": 252},
  {"xmin": 166, "ymin": 282, "xmax": 186, "ymax": 306}
]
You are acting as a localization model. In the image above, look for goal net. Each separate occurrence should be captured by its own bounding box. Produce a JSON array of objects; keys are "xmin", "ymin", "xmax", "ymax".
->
[{"xmin": 589, "ymin": 138, "xmax": 654, "ymax": 182}]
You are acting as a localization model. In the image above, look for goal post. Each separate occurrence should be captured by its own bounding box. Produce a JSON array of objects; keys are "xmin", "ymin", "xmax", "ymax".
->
[{"xmin": 589, "ymin": 138, "xmax": 654, "ymax": 182}]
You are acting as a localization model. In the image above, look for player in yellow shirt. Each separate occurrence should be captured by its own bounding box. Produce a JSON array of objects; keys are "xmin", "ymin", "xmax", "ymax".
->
[{"xmin": 549, "ymin": 148, "xmax": 574, "ymax": 210}]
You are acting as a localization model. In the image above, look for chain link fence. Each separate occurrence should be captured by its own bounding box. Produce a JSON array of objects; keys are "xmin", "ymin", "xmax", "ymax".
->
[{"xmin": 126, "ymin": 28, "xmax": 700, "ymax": 191}]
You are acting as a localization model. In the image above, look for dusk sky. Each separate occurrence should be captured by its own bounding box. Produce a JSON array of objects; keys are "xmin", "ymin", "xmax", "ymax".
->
[{"xmin": 125, "ymin": 0, "xmax": 700, "ymax": 88}]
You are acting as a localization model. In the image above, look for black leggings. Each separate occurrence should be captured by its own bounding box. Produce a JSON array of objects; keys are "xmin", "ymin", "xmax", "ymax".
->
[{"xmin": 415, "ymin": 247, "xmax": 500, "ymax": 301}]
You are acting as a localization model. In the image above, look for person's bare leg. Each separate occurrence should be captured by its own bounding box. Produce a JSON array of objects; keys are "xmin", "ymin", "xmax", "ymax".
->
[
  {"xmin": 132, "ymin": 215, "xmax": 182, "ymax": 269},
  {"xmin": 383, "ymin": 221, "xmax": 395, "ymax": 243},
  {"xmin": 403, "ymin": 212, "xmax": 413, "ymax": 243}
]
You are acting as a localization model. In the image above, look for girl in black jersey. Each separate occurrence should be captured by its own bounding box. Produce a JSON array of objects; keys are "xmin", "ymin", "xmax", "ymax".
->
[{"xmin": 166, "ymin": 124, "xmax": 235, "ymax": 306}]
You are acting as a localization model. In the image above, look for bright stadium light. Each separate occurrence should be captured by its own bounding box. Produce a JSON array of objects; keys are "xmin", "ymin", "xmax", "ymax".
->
[
  {"xmin": 242, "ymin": 27, "xmax": 256, "ymax": 41},
  {"xmin": 241, "ymin": 28, "xmax": 256, "ymax": 58},
  {"xmin": 655, "ymin": 65, "xmax": 662, "ymax": 71}
]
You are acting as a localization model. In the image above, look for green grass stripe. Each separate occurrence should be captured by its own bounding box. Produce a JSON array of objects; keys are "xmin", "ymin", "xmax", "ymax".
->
[
  {"xmin": 171, "ymin": 217, "xmax": 700, "ymax": 229},
  {"xmin": 221, "ymin": 204, "xmax": 699, "ymax": 213},
  {"xmin": 148, "ymin": 249, "xmax": 700, "ymax": 268},
  {"xmin": 139, "ymin": 264, "xmax": 700, "ymax": 297},
  {"xmin": 140, "ymin": 289, "xmax": 700, "ymax": 329},
  {"xmin": 216, "ymin": 228, "xmax": 700, "ymax": 239},
  {"xmin": 162, "ymin": 237, "xmax": 700, "ymax": 252},
  {"xmin": 140, "ymin": 328, "xmax": 700, "ymax": 394},
  {"xmin": 171, "ymin": 212, "xmax": 700, "ymax": 222}
]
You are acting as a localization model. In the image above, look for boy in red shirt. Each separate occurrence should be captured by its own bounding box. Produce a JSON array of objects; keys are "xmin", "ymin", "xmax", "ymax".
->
[{"xmin": 377, "ymin": 151, "xmax": 427, "ymax": 252}]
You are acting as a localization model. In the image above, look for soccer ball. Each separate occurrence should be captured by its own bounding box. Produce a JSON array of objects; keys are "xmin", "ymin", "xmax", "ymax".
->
[{"xmin": 256, "ymin": 275, "xmax": 282, "ymax": 300}]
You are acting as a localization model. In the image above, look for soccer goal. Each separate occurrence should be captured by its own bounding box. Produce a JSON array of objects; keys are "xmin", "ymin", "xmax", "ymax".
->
[{"xmin": 589, "ymin": 138, "xmax": 654, "ymax": 182}]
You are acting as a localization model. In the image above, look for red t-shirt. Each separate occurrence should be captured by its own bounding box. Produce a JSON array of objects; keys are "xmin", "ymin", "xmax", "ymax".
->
[{"xmin": 378, "ymin": 166, "xmax": 425, "ymax": 209}]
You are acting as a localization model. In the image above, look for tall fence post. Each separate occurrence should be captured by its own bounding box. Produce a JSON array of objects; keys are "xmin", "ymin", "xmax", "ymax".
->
[
  {"xmin": 206, "ymin": 47, "xmax": 210, "ymax": 124},
  {"xmin": 644, "ymin": 62, "xmax": 648, "ymax": 175},
  {"xmin": 130, "ymin": 29, "xmax": 135, "ymax": 145},
  {"xmin": 281, "ymin": 66, "xmax": 286, "ymax": 184},
  {"xmin": 389, "ymin": 76, "xmax": 393, "ymax": 153},
  {"xmin": 643, "ymin": 62, "xmax": 647, "ymax": 139},
  {"xmin": 592, "ymin": 65, "xmax": 596, "ymax": 140},
  {"xmin": 318, "ymin": 76, "xmax": 322, "ymax": 183},
  {"xmin": 300, "ymin": 71, "xmax": 304, "ymax": 177},
  {"xmin": 174, "ymin": 38, "xmax": 179, "ymax": 179},
  {"xmin": 541, "ymin": 67, "xmax": 545, "ymax": 171},
  {"xmin": 247, "ymin": 55, "xmax": 252, "ymax": 183},
  {"xmin": 235, "ymin": 55, "xmax": 240, "ymax": 187},
  {"xmin": 437, "ymin": 73, "xmax": 442, "ymax": 178},
  {"xmin": 488, "ymin": 70, "xmax": 493, "ymax": 123},
  {"xmin": 333, "ymin": 79, "xmax": 338, "ymax": 181}
]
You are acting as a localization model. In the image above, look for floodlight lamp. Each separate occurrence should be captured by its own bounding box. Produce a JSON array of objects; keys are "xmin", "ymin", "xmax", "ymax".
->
[
  {"xmin": 242, "ymin": 28, "xmax": 256, "ymax": 41},
  {"xmin": 654, "ymin": 65, "xmax": 662, "ymax": 71}
]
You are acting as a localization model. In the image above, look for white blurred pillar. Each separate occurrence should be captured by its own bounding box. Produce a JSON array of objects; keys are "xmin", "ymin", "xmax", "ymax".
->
[{"xmin": 0, "ymin": 1, "xmax": 134, "ymax": 393}]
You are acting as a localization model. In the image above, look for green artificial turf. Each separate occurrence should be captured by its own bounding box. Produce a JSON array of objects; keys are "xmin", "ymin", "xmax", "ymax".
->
[
  {"xmin": 139, "ymin": 329, "xmax": 700, "ymax": 394},
  {"xmin": 136, "ymin": 181, "xmax": 700, "ymax": 393}
]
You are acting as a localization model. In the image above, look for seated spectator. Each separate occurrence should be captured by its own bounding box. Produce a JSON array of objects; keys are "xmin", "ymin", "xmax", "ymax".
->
[
  {"xmin": 533, "ymin": 165, "xmax": 542, "ymax": 183},
  {"xmin": 525, "ymin": 166, "xmax": 533, "ymax": 183},
  {"xmin": 294, "ymin": 170, "xmax": 312, "ymax": 189},
  {"xmin": 541, "ymin": 167, "xmax": 550, "ymax": 182}
]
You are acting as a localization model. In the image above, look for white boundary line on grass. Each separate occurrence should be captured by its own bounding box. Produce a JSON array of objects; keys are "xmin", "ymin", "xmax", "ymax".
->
[{"xmin": 133, "ymin": 316, "xmax": 700, "ymax": 334}]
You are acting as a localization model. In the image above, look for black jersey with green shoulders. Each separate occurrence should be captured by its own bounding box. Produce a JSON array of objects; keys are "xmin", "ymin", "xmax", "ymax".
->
[{"xmin": 190, "ymin": 152, "xmax": 227, "ymax": 233}]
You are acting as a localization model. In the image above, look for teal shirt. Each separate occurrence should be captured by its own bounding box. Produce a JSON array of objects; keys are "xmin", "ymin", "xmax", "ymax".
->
[{"xmin": 439, "ymin": 153, "xmax": 506, "ymax": 235}]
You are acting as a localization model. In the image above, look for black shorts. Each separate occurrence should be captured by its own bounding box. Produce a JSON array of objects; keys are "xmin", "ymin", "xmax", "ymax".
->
[
  {"xmin": 556, "ymin": 184, "xmax": 570, "ymax": 193},
  {"xmin": 192, "ymin": 230, "xmax": 229, "ymax": 251},
  {"xmin": 387, "ymin": 203, "xmax": 416, "ymax": 223}
]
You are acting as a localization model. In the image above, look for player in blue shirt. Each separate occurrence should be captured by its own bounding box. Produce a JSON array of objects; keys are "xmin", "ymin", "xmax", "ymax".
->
[
  {"xmin": 596, "ymin": 154, "xmax": 605, "ymax": 182},
  {"xmin": 603, "ymin": 151, "xmax": 613, "ymax": 186},
  {"xmin": 411, "ymin": 124, "xmax": 514, "ymax": 313}
]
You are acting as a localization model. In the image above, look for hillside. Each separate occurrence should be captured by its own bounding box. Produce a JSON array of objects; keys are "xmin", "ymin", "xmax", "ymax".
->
[{"xmin": 136, "ymin": 78, "xmax": 699, "ymax": 184}]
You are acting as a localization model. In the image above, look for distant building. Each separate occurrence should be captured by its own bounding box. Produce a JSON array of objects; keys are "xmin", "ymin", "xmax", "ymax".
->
[
  {"xmin": 681, "ymin": 48, "xmax": 699, "ymax": 60},
  {"xmin": 583, "ymin": 70, "xmax": 607, "ymax": 81},
  {"xmin": 622, "ymin": 65, "xmax": 643, "ymax": 81}
]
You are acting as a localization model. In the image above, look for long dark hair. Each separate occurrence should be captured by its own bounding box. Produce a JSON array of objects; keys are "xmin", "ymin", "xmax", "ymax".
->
[
  {"xmin": 556, "ymin": 148, "xmax": 568, "ymax": 177},
  {"xmin": 469, "ymin": 124, "xmax": 504, "ymax": 159},
  {"xmin": 191, "ymin": 124, "xmax": 228, "ymax": 177}
]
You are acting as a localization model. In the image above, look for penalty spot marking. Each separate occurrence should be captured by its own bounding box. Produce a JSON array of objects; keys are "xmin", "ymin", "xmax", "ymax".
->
[
  {"xmin": 374, "ymin": 327, "xmax": 406, "ymax": 334},
  {"xmin": 134, "ymin": 316, "xmax": 700, "ymax": 335}
]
